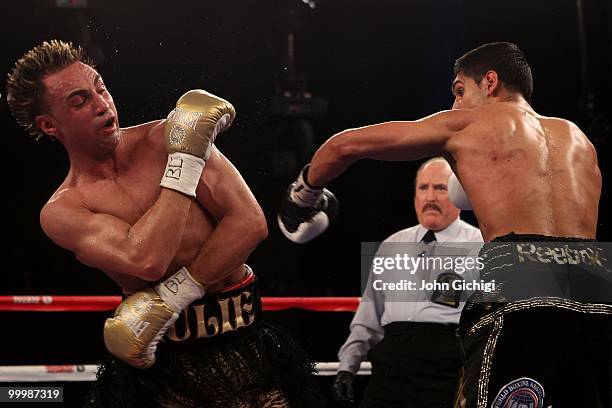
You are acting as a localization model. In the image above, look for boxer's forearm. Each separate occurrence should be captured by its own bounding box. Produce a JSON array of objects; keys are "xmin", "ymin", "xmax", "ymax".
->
[
  {"xmin": 186, "ymin": 213, "xmax": 267, "ymax": 286},
  {"xmin": 126, "ymin": 90, "xmax": 234, "ymax": 278},
  {"xmin": 126, "ymin": 189, "xmax": 193, "ymax": 279},
  {"xmin": 308, "ymin": 123, "xmax": 404, "ymax": 186},
  {"xmin": 308, "ymin": 129, "xmax": 360, "ymax": 187},
  {"xmin": 308, "ymin": 119, "xmax": 452, "ymax": 186}
]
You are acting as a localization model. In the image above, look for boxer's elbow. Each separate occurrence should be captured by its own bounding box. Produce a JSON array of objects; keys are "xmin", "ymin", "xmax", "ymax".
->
[
  {"xmin": 246, "ymin": 212, "xmax": 268, "ymax": 244},
  {"xmin": 129, "ymin": 252, "xmax": 168, "ymax": 281},
  {"xmin": 228, "ymin": 199, "xmax": 268, "ymax": 244},
  {"xmin": 140, "ymin": 262, "xmax": 168, "ymax": 281},
  {"xmin": 220, "ymin": 208, "xmax": 267, "ymax": 249},
  {"xmin": 256, "ymin": 216, "xmax": 269, "ymax": 242}
]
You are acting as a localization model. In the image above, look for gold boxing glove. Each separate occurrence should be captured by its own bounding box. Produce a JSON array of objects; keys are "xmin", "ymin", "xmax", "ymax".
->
[
  {"xmin": 103, "ymin": 267, "xmax": 205, "ymax": 369},
  {"xmin": 160, "ymin": 90, "xmax": 236, "ymax": 197},
  {"xmin": 165, "ymin": 89, "xmax": 235, "ymax": 159}
]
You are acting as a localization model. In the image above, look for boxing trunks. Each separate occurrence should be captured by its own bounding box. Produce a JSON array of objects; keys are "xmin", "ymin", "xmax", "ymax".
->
[
  {"xmin": 456, "ymin": 233, "xmax": 612, "ymax": 408},
  {"xmin": 85, "ymin": 266, "xmax": 320, "ymax": 408}
]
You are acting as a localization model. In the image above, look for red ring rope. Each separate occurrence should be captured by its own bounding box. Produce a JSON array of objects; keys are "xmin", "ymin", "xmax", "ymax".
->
[{"xmin": 0, "ymin": 296, "xmax": 359, "ymax": 312}]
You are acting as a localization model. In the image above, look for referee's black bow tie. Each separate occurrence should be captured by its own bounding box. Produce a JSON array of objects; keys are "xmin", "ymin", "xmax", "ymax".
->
[{"xmin": 421, "ymin": 230, "xmax": 437, "ymax": 243}]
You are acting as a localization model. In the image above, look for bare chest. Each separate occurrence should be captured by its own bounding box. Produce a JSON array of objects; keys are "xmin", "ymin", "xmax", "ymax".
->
[
  {"xmin": 86, "ymin": 163, "xmax": 166, "ymax": 224},
  {"xmin": 77, "ymin": 148, "xmax": 216, "ymax": 270}
]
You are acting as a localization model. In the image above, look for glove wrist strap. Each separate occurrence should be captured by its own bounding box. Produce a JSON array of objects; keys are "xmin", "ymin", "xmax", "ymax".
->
[
  {"xmin": 160, "ymin": 152, "xmax": 205, "ymax": 197},
  {"xmin": 155, "ymin": 267, "xmax": 206, "ymax": 312},
  {"xmin": 290, "ymin": 165, "xmax": 323, "ymax": 207}
]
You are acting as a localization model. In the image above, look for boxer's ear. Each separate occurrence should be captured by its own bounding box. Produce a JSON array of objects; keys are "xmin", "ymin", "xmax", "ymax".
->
[
  {"xmin": 36, "ymin": 114, "xmax": 59, "ymax": 138},
  {"xmin": 483, "ymin": 70, "xmax": 500, "ymax": 96}
]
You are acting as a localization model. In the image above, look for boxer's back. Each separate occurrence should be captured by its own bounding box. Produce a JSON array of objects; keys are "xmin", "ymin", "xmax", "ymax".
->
[{"xmin": 450, "ymin": 102, "xmax": 601, "ymax": 241}]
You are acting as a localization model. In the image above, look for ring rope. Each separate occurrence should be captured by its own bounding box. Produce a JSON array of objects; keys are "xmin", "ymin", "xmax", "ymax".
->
[
  {"xmin": 0, "ymin": 296, "xmax": 365, "ymax": 381},
  {"xmin": 0, "ymin": 362, "xmax": 372, "ymax": 382},
  {"xmin": 0, "ymin": 296, "xmax": 360, "ymax": 313}
]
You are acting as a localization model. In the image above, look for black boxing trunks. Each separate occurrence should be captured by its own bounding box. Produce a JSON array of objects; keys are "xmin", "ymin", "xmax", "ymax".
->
[
  {"xmin": 455, "ymin": 233, "xmax": 612, "ymax": 408},
  {"xmin": 85, "ymin": 266, "xmax": 321, "ymax": 408}
]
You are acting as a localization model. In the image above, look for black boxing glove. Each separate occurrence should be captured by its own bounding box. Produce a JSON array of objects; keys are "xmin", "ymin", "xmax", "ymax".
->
[{"xmin": 277, "ymin": 165, "xmax": 339, "ymax": 243}]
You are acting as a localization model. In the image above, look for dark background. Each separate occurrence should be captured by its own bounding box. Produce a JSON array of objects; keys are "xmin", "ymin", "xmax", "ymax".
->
[{"xmin": 0, "ymin": 0, "xmax": 611, "ymax": 405}]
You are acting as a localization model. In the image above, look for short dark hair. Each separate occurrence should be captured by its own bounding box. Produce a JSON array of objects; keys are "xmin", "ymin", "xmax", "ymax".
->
[
  {"xmin": 454, "ymin": 42, "xmax": 533, "ymax": 102},
  {"xmin": 6, "ymin": 40, "xmax": 94, "ymax": 140}
]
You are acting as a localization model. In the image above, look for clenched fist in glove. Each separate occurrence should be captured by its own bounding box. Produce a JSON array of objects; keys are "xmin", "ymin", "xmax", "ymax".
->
[
  {"xmin": 160, "ymin": 89, "xmax": 235, "ymax": 197},
  {"xmin": 277, "ymin": 164, "xmax": 339, "ymax": 243},
  {"xmin": 103, "ymin": 267, "xmax": 205, "ymax": 368}
]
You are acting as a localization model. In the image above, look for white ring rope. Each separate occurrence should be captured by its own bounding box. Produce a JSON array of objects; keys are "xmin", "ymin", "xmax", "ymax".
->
[{"xmin": 0, "ymin": 362, "xmax": 371, "ymax": 382}]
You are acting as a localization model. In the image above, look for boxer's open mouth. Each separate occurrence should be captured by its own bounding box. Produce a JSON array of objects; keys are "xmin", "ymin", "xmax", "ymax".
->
[{"xmin": 103, "ymin": 117, "xmax": 115, "ymax": 128}]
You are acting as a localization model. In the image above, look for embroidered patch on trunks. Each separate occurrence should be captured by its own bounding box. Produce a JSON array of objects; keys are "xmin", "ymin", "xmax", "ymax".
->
[{"xmin": 492, "ymin": 377, "xmax": 545, "ymax": 408}]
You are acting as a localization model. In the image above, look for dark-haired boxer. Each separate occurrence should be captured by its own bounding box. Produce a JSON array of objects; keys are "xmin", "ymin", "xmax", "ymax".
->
[
  {"xmin": 8, "ymin": 40, "xmax": 318, "ymax": 407},
  {"xmin": 279, "ymin": 42, "xmax": 612, "ymax": 407}
]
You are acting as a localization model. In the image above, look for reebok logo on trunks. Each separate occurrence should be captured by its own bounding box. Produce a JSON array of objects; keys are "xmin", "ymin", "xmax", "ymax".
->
[{"xmin": 516, "ymin": 243, "xmax": 603, "ymax": 267}]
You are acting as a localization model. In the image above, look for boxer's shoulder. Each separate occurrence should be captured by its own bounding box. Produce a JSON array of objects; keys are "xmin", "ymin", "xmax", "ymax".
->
[
  {"xmin": 121, "ymin": 119, "xmax": 166, "ymax": 152},
  {"xmin": 463, "ymin": 103, "xmax": 537, "ymax": 136},
  {"xmin": 43, "ymin": 183, "xmax": 90, "ymax": 217},
  {"xmin": 42, "ymin": 167, "xmax": 114, "ymax": 226},
  {"xmin": 143, "ymin": 119, "xmax": 166, "ymax": 149},
  {"xmin": 469, "ymin": 102, "xmax": 517, "ymax": 124},
  {"xmin": 40, "ymin": 186, "xmax": 89, "ymax": 244},
  {"xmin": 533, "ymin": 115, "xmax": 595, "ymax": 152},
  {"xmin": 534, "ymin": 114, "xmax": 578, "ymax": 131}
]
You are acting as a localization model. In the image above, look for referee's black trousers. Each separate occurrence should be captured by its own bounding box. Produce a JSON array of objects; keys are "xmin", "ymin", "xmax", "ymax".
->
[{"xmin": 359, "ymin": 321, "xmax": 462, "ymax": 408}]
